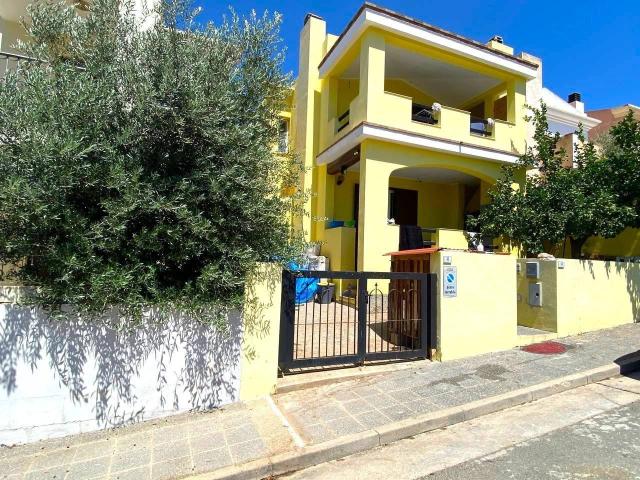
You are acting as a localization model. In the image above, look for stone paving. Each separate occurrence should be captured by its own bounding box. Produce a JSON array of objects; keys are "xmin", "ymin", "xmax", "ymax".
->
[
  {"xmin": 0, "ymin": 399, "xmax": 293, "ymax": 480},
  {"xmin": 275, "ymin": 323, "xmax": 640, "ymax": 444},
  {"xmin": 292, "ymin": 300, "xmax": 417, "ymax": 360},
  {"xmin": 2, "ymin": 323, "xmax": 640, "ymax": 480}
]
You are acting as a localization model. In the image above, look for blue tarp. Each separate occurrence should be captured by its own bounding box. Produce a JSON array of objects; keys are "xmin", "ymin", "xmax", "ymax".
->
[{"xmin": 289, "ymin": 262, "xmax": 318, "ymax": 304}]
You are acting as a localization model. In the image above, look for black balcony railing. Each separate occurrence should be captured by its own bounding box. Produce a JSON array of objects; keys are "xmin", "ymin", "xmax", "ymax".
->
[
  {"xmin": 411, "ymin": 103, "xmax": 438, "ymax": 125},
  {"xmin": 470, "ymin": 116, "xmax": 492, "ymax": 137},
  {"xmin": 336, "ymin": 108, "xmax": 350, "ymax": 133}
]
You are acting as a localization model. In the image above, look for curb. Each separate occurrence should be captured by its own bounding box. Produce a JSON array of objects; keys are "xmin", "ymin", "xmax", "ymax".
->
[
  {"xmin": 276, "ymin": 359, "xmax": 431, "ymax": 395},
  {"xmin": 189, "ymin": 355, "xmax": 640, "ymax": 480}
]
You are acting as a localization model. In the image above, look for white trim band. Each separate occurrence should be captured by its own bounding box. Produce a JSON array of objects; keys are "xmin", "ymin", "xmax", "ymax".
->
[{"xmin": 316, "ymin": 123, "xmax": 521, "ymax": 166}]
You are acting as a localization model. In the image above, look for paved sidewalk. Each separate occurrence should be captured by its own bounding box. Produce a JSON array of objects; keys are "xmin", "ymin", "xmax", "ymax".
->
[
  {"xmin": 2, "ymin": 323, "xmax": 640, "ymax": 480},
  {"xmin": 0, "ymin": 399, "xmax": 294, "ymax": 480},
  {"xmin": 275, "ymin": 323, "xmax": 640, "ymax": 444}
]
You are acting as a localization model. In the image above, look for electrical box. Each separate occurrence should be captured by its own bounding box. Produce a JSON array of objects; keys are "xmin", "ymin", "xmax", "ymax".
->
[
  {"xmin": 526, "ymin": 261, "xmax": 540, "ymax": 279},
  {"xmin": 528, "ymin": 283, "xmax": 542, "ymax": 307}
]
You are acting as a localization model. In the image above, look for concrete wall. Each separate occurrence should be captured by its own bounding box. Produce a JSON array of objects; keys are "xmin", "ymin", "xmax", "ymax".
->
[
  {"xmin": 0, "ymin": 18, "xmax": 27, "ymax": 53},
  {"xmin": 432, "ymin": 251, "xmax": 517, "ymax": 361},
  {"xmin": 239, "ymin": 265, "xmax": 282, "ymax": 401},
  {"xmin": 0, "ymin": 265, "xmax": 282, "ymax": 445},
  {"xmin": 517, "ymin": 259, "xmax": 640, "ymax": 336},
  {"xmin": 584, "ymin": 228, "xmax": 640, "ymax": 258}
]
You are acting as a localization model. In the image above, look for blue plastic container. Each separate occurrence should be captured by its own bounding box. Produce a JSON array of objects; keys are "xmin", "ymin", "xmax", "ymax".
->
[{"xmin": 326, "ymin": 220, "xmax": 344, "ymax": 229}]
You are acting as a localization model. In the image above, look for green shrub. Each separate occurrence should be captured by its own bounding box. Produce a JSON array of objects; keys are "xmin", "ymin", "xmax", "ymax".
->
[{"xmin": 0, "ymin": 0, "xmax": 303, "ymax": 321}]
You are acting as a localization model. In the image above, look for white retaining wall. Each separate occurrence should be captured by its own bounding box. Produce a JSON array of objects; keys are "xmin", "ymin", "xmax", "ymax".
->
[{"xmin": 0, "ymin": 298, "xmax": 242, "ymax": 445}]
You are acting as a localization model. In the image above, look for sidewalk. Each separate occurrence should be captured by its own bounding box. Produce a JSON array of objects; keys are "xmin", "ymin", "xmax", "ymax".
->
[{"xmin": 2, "ymin": 323, "xmax": 640, "ymax": 480}]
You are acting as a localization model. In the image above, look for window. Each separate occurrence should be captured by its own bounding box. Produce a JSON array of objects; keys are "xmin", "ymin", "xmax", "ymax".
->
[{"xmin": 278, "ymin": 119, "xmax": 289, "ymax": 153}]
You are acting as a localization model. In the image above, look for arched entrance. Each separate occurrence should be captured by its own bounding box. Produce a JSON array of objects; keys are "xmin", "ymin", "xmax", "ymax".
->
[{"xmin": 388, "ymin": 166, "xmax": 491, "ymax": 250}]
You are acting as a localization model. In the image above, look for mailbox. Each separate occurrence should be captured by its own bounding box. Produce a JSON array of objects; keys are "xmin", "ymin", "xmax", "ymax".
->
[
  {"xmin": 528, "ymin": 282, "xmax": 542, "ymax": 307},
  {"xmin": 526, "ymin": 261, "xmax": 540, "ymax": 279}
]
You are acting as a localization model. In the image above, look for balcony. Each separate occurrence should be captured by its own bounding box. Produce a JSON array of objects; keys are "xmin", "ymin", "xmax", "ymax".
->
[
  {"xmin": 326, "ymin": 90, "xmax": 521, "ymax": 156},
  {"xmin": 321, "ymin": 37, "xmax": 527, "ymax": 160}
]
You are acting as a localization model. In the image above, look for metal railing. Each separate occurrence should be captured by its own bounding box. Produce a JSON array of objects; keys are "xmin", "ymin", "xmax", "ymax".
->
[
  {"xmin": 411, "ymin": 103, "xmax": 438, "ymax": 125},
  {"xmin": 470, "ymin": 116, "xmax": 492, "ymax": 137},
  {"xmin": 336, "ymin": 108, "xmax": 350, "ymax": 133},
  {"xmin": 0, "ymin": 51, "xmax": 39, "ymax": 79}
]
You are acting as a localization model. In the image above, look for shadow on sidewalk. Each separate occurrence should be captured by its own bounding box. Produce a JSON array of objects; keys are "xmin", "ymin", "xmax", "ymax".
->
[{"xmin": 614, "ymin": 351, "xmax": 640, "ymax": 377}]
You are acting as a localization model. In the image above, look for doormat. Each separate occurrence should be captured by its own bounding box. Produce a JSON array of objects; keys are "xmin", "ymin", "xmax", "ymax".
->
[{"xmin": 522, "ymin": 341, "xmax": 567, "ymax": 355}]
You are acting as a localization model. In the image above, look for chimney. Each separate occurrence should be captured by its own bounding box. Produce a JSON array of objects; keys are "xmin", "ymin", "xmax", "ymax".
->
[
  {"xmin": 568, "ymin": 92, "xmax": 584, "ymax": 113},
  {"xmin": 486, "ymin": 35, "xmax": 514, "ymax": 55},
  {"xmin": 304, "ymin": 13, "xmax": 323, "ymax": 26}
]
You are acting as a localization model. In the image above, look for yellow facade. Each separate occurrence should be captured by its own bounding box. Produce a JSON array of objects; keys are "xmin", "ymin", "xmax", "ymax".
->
[
  {"xmin": 287, "ymin": 6, "xmax": 538, "ymax": 275},
  {"xmin": 239, "ymin": 264, "xmax": 283, "ymax": 401},
  {"xmin": 583, "ymin": 228, "xmax": 640, "ymax": 258}
]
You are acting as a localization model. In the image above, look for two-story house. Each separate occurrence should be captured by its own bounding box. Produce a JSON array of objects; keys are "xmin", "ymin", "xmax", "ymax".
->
[
  {"xmin": 288, "ymin": 3, "xmax": 601, "ymax": 274},
  {"xmin": 3, "ymin": 1, "xmax": 612, "ymax": 269}
]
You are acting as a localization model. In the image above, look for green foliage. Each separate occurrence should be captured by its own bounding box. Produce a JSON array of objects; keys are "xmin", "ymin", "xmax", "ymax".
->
[
  {"xmin": 0, "ymin": 0, "xmax": 304, "ymax": 320},
  {"xmin": 469, "ymin": 105, "xmax": 638, "ymax": 258},
  {"xmin": 604, "ymin": 111, "xmax": 640, "ymax": 227}
]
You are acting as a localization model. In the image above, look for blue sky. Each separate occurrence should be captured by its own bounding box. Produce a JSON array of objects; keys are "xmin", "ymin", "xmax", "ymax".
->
[{"xmin": 196, "ymin": 0, "xmax": 639, "ymax": 110}]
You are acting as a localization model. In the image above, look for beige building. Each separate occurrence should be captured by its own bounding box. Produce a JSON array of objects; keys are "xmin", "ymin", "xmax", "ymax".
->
[
  {"xmin": 587, "ymin": 103, "xmax": 640, "ymax": 139},
  {"xmin": 1, "ymin": 0, "xmax": 156, "ymax": 68}
]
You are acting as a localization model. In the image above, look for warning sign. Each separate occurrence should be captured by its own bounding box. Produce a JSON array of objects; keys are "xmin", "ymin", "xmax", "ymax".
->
[{"xmin": 443, "ymin": 266, "xmax": 457, "ymax": 297}]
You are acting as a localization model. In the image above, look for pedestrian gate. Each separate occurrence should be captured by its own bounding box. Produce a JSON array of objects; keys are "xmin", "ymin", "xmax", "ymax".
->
[{"xmin": 278, "ymin": 270, "xmax": 436, "ymax": 371}]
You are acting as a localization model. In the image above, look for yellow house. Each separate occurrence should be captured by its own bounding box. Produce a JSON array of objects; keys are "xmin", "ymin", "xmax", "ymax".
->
[{"xmin": 288, "ymin": 3, "xmax": 543, "ymax": 274}]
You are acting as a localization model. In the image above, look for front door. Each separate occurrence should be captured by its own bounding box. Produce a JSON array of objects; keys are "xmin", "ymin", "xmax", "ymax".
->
[{"xmin": 389, "ymin": 187, "xmax": 418, "ymax": 225}]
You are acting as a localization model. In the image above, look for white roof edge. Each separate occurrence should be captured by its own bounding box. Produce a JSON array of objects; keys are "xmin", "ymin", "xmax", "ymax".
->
[
  {"xmin": 319, "ymin": 7, "xmax": 538, "ymax": 80},
  {"xmin": 539, "ymin": 88, "xmax": 601, "ymax": 130},
  {"xmin": 316, "ymin": 124, "xmax": 520, "ymax": 166},
  {"xmin": 546, "ymin": 106, "xmax": 602, "ymax": 130}
]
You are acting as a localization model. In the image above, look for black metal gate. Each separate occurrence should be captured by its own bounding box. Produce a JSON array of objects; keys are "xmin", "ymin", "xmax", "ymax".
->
[{"xmin": 278, "ymin": 270, "xmax": 436, "ymax": 371}]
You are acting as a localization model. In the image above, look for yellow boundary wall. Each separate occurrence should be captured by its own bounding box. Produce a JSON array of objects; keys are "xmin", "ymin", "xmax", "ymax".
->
[
  {"xmin": 431, "ymin": 251, "xmax": 517, "ymax": 361},
  {"xmin": 517, "ymin": 259, "xmax": 640, "ymax": 337},
  {"xmin": 239, "ymin": 264, "xmax": 283, "ymax": 401}
]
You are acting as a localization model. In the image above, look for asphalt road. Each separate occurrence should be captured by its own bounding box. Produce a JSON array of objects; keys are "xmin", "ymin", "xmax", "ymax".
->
[{"xmin": 423, "ymin": 401, "xmax": 640, "ymax": 480}]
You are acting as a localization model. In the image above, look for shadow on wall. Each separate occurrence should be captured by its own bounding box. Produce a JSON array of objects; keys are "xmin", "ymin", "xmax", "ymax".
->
[
  {"xmin": 610, "ymin": 260, "xmax": 640, "ymax": 323},
  {"xmin": 0, "ymin": 304, "xmax": 242, "ymax": 437}
]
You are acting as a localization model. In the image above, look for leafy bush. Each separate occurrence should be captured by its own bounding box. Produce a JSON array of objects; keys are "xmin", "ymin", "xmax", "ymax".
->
[{"xmin": 0, "ymin": 0, "xmax": 303, "ymax": 320}]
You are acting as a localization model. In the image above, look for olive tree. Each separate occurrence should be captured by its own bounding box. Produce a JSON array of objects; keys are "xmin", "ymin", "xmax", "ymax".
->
[{"xmin": 0, "ymin": 0, "xmax": 303, "ymax": 320}]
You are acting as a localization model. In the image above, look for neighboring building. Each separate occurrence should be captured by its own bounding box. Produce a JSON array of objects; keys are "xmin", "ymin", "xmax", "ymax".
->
[
  {"xmin": 1, "ymin": 0, "xmax": 155, "ymax": 73},
  {"xmin": 587, "ymin": 104, "xmax": 640, "ymax": 139},
  {"xmin": 287, "ymin": 3, "xmax": 603, "ymax": 272}
]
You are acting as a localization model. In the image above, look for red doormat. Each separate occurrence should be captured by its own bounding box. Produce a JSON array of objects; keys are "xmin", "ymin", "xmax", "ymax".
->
[{"xmin": 522, "ymin": 341, "xmax": 567, "ymax": 355}]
